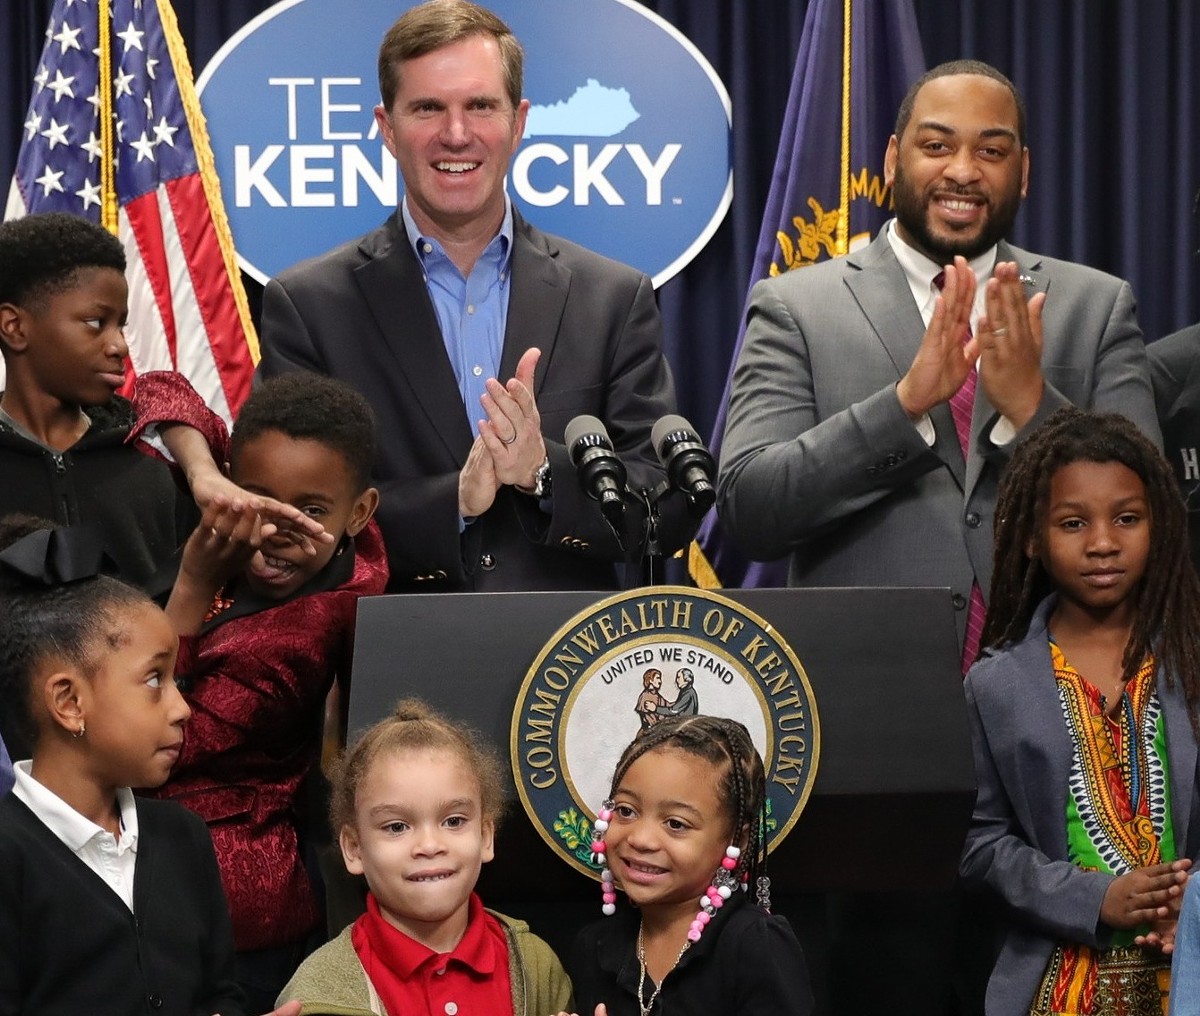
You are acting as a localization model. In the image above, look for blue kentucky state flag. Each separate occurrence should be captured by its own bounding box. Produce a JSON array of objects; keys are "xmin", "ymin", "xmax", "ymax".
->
[{"xmin": 689, "ymin": 0, "xmax": 925, "ymax": 589}]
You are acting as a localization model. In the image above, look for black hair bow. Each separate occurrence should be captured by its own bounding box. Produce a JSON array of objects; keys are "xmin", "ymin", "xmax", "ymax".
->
[{"xmin": 0, "ymin": 526, "xmax": 108, "ymax": 585}]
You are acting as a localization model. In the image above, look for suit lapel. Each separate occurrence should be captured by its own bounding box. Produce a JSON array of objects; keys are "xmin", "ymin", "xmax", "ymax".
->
[
  {"xmin": 353, "ymin": 215, "xmax": 474, "ymax": 463},
  {"xmin": 1162, "ymin": 675, "xmax": 1198, "ymax": 855},
  {"xmin": 1006, "ymin": 605, "xmax": 1075, "ymax": 856},
  {"xmin": 846, "ymin": 234, "xmax": 967, "ymax": 484},
  {"xmin": 501, "ymin": 213, "xmax": 569, "ymax": 394}
]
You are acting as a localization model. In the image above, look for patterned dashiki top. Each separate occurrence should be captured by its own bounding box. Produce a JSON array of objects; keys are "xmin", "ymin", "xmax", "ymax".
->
[{"xmin": 1028, "ymin": 641, "xmax": 1174, "ymax": 1016}]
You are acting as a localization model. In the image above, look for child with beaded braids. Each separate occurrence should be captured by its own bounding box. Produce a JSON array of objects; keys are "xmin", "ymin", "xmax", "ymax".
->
[
  {"xmin": 560, "ymin": 714, "xmax": 813, "ymax": 1016},
  {"xmin": 959, "ymin": 406, "xmax": 1200, "ymax": 1016}
]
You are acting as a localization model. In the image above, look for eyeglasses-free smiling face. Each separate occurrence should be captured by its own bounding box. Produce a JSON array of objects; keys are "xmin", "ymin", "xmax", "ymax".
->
[
  {"xmin": 605, "ymin": 747, "xmax": 734, "ymax": 919},
  {"xmin": 339, "ymin": 747, "xmax": 495, "ymax": 952},
  {"xmin": 230, "ymin": 429, "xmax": 376, "ymax": 601},
  {"xmin": 374, "ymin": 33, "xmax": 529, "ymax": 245},
  {"xmin": 885, "ymin": 73, "xmax": 1028, "ymax": 264}
]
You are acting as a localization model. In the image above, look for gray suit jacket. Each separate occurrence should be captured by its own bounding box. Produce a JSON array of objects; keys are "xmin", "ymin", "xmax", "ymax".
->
[
  {"xmin": 960, "ymin": 598, "xmax": 1200, "ymax": 1016},
  {"xmin": 716, "ymin": 229, "xmax": 1160, "ymax": 642},
  {"xmin": 259, "ymin": 210, "xmax": 691, "ymax": 592}
]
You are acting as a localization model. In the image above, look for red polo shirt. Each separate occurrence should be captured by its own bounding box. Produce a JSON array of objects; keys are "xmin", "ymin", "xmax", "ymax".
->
[{"xmin": 351, "ymin": 892, "xmax": 513, "ymax": 1016}]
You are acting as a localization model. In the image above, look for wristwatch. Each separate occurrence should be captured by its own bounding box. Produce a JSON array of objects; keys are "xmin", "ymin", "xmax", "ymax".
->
[{"xmin": 518, "ymin": 457, "xmax": 552, "ymax": 499}]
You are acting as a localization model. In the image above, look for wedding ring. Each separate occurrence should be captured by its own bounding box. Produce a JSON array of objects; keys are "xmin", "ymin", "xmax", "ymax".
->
[
  {"xmin": 992, "ymin": 327, "xmax": 1008, "ymax": 337},
  {"xmin": 501, "ymin": 431, "xmax": 518, "ymax": 446}
]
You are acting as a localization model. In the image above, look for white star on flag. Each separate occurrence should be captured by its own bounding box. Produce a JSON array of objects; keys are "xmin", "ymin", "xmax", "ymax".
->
[
  {"xmin": 52, "ymin": 21, "xmax": 83, "ymax": 53},
  {"xmin": 151, "ymin": 115, "xmax": 178, "ymax": 147},
  {"xmin": 47, "ymin": 69, "xmax": 77, "ymax": 102},
  {"xmin": 34, "ymin": 166, "xmax": 65, "ymax": 196},
  {"xmin": 130, "ymin": 131, "xmax": 156, "ymax": 163},
  {"xmin": 75, "ymin": 178, "xmax": 102, "ymax": 210},
  {"xmin": 40, "ymin": 118, "xmax": 71, "ymax": 149},
  {"xmin": 116, "ymin": 22, "xmax": 144, "ymax": 53},
  {"xmin": 81, "ymin": 130, "xmax": 103, "ymax": 162}
]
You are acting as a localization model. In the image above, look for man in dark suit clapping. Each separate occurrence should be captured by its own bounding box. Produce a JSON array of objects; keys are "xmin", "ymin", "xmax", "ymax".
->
[{"xmin": 260, "ymin": 0, "xmax": 692, "ymax": 592}]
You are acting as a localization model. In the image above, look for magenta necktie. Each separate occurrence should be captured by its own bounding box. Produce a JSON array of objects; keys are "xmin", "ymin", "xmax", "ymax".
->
[{"xmin": 933, "ymin": 270, "xmax": 986, "ymax": 675}]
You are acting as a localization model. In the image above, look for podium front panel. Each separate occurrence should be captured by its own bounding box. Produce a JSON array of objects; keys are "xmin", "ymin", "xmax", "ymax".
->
[{"xmin": 350, "ymin": 586, "xmax": 973, "ymax": 894}]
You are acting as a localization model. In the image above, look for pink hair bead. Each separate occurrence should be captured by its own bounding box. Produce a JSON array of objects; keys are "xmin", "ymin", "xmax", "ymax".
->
[
  {"xmin": 721, "ymin": 856, "xmax": 738, "ymax": 870},
  {"xmin": 687, "ymin": 927, "xmax": 702, "ymax": 942}
]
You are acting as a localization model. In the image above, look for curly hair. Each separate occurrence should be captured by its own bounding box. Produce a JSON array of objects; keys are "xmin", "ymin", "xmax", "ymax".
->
[
  {"xmin": 329, "ymin": 697, "xmax": 506, "ymax": 834},
  {"xmin": 0, "ymin": 514, "xmax": 148, "ymax": 754},
  {"xmin": 230, "ymin": 373, "xmax": 376, "ymax": 491},
  {"xmin": 984, "ymin": 406, "xmax": 1200, "ymax": 712},
  {"xmin": 0, "ymin": 212, "xmax": 125, "ymax": 309},
  {"xmin": 607, "ymin": 713, "xmax": 769, "ymax": 889}
]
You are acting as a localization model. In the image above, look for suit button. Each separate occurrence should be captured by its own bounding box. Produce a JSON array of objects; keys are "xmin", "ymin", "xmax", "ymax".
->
[
  {"xmin": 952, "ymin": 593, "xmax": 967, "ymax": 610},
  {"xmin": 480, "ymin": 553, "xmax": 496, "ymax": 571},
  {"xmin": 885, "ymin": 454, "xmax": 898, "ymax": 467},
  {"xmin": 866, "ymin": 465, "xmax": 878, "ymax": 475},
  {"xmin": 965, "ymin": 512, "xmax": 981, "ymax": 528},
  {"xmin": 148, "ymin": 995, "xmax": 163, "ymax": 1009}
]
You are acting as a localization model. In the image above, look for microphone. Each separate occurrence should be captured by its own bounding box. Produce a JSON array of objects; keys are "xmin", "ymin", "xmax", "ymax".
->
[
  {"xmin": 565, "ymin": 415, "xmax": 628, "ymax": 531},
  {"xmin": 651, "ymin": 415, "xmax": 716, "ymax": 512}
]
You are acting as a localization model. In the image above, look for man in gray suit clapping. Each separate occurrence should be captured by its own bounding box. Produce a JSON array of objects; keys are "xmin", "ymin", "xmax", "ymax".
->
[{"xmin": 717, "ymin": 59, "xmax": 1160, "ymax": 674}]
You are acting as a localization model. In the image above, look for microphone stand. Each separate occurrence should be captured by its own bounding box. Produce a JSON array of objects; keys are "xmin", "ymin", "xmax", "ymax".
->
[{"xmin": 624, "ymin": 480, "xmax": 671, "ymax": 589}]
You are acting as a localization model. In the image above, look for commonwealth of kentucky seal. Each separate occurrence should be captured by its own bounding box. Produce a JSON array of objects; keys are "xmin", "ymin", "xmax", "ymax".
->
[{"xmin": 510, "ymin": 586, "xmax": 819, "ymax": 879}]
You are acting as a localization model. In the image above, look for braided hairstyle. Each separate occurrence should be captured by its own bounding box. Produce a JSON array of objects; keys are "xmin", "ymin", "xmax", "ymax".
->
[
  {"xmin": 983, "ymin": 406, "xmax": 1200, "ymax": 711},
  {"xmin": 608, "ymin": 714, "xmax": 769, "ymax": 893},
  {"xmin": 0, "ymin": 514, "xmax": 149, "ymax": 756},
  {"xmin": 329, "ymin": 697, "xmax": 507, "ymax": 834}
]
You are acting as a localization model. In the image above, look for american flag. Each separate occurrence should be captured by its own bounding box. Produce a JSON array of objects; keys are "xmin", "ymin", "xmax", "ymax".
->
[{"xmin": 5, "ymin": 0, "xmax": 257, "ymax": 426}]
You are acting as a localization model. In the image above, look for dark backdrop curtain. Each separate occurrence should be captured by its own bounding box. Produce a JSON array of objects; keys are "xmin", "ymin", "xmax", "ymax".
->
[{"xmin": 3, "ymin": 0, "xmax": 1197, "ymax": 440}]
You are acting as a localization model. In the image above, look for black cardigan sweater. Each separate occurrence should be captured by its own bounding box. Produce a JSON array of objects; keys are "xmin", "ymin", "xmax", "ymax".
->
[{"xmin": 0, "ymin": 793, "xmax": 244, "ymax": 1016}]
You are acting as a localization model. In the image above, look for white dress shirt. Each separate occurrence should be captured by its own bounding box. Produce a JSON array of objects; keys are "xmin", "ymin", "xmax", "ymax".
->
[{"xmin": 13, "ymin": 760, "xmax": 139, "ymax": 910}]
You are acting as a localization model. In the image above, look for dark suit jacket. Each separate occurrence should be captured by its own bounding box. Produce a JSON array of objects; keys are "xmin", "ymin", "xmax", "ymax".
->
[
  {"xmin": 1149, "ymin": 323, "xmax": 1200, "ymax": 575},
  {"xmin": 0, "ymin": 793, "xmax": 244, "ymax": 1016},
  {"xmin": 717, "ymin": 229, "xmax": 1160, "ymax": 644},
  {"xmin": 960, "ymin": 598, "xmax": 1200, "ymax": 1016},
  {"xmin": 260, "ymin": 210, "xmax": 691, "ymax": 592}
]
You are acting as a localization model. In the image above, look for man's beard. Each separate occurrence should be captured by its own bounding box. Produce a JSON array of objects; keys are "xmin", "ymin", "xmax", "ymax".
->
[{"xmin": 892, "ymin": 163, "xmax": 1022, "ymax": 262}]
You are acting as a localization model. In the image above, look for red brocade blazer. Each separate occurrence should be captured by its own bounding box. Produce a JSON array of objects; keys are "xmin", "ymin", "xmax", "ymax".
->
[
  {"xmin": 129, "ymin": 370, "xmax": 390, "ymax": 950},
  {"xmin": 151, "ymin": 521, "xmax": 388, "ymax": 950}
]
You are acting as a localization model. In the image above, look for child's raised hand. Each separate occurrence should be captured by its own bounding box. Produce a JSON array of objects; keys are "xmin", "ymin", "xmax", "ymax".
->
[
  {"xmin": 1100, "ymin": 858, "xmax": 1191, "ymax": 930},
  {"xmin": 166, "ymin": 497, "xmax": 267, "ymax": 636},
  {"xmin": 188, "ymin": 467, "xmax": 333, "ymax": 555}
]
